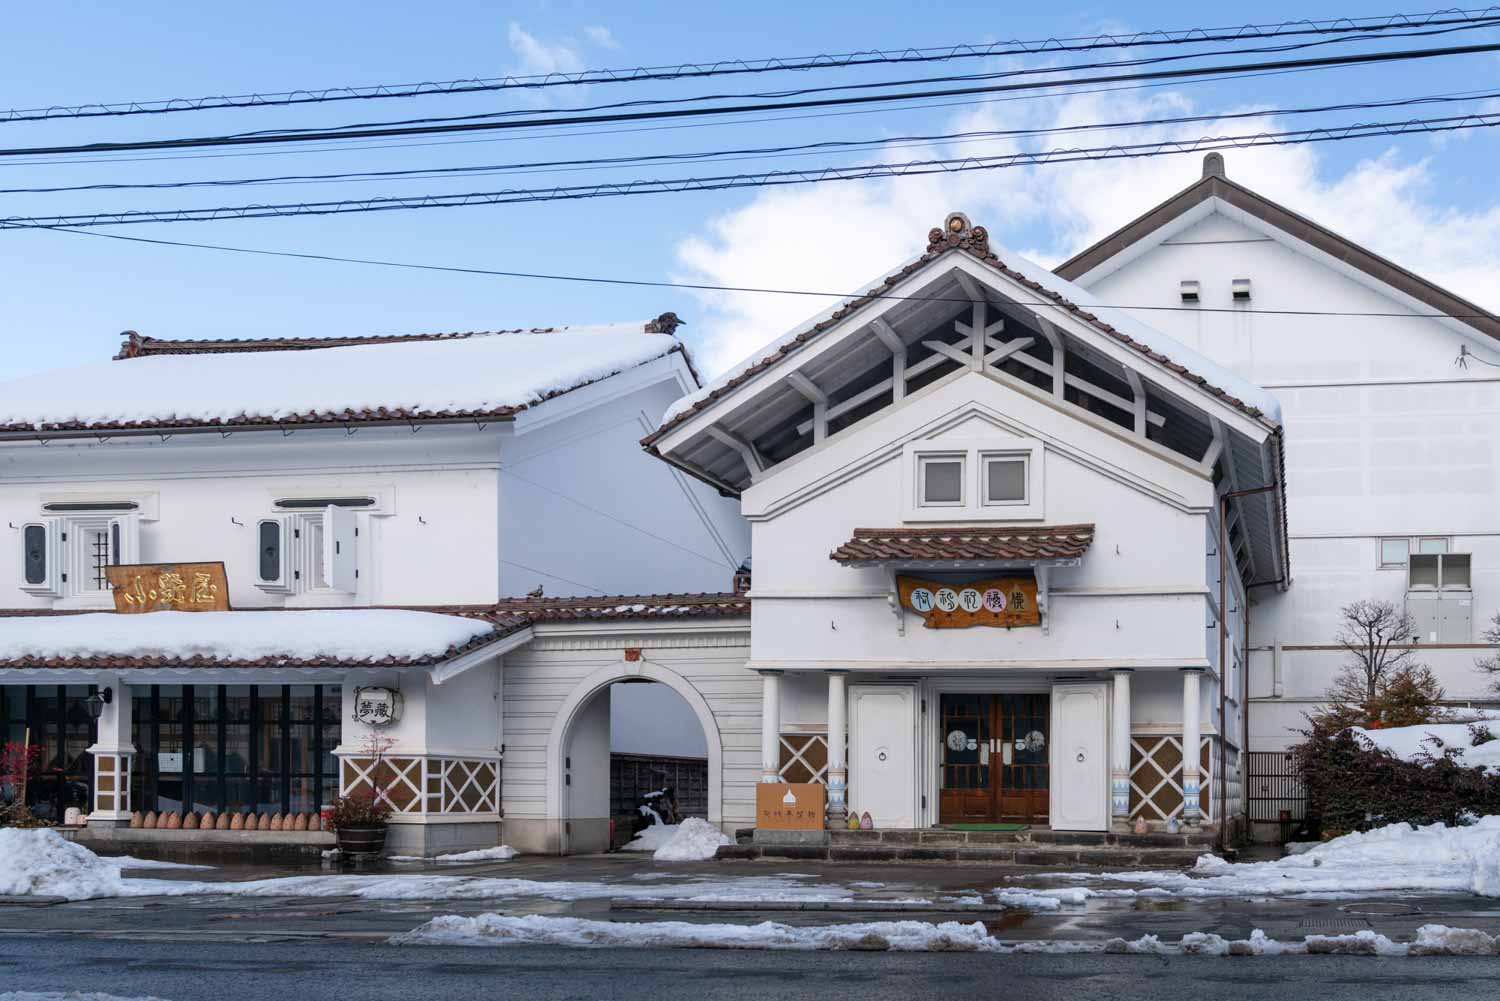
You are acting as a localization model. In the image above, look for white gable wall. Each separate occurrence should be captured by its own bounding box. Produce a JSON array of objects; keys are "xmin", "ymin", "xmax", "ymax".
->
[
  {"xmin": 744, "ymin": 369, "xmax": 1219, "ymax": 671},
  {"xmin": 1079, "ymin": 201, "xmax": 1500, "ymax": 747}
]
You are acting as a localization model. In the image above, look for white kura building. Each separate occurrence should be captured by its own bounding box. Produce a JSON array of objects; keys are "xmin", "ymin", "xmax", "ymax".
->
[{"xmin": 3, "ymin": 155, "xmax": 1498, "ymax": 851}]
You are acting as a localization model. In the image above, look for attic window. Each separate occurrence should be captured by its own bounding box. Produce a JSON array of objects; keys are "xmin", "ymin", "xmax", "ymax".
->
[
  {"xmin": 1231, "ymin": 278, "xmax": 1252, "ymax": 300},
  {"xmin": 918, "ymin": 455, "xmax": 965, "ymax": 507},
  {"xmin": 1179, "ymin": 280, "xmax": 1200, "ymax": 303}
]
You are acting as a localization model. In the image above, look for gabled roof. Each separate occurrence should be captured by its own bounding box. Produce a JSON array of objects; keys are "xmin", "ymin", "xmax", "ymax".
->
[
  {"xmin": 647, "ymin": 219, "xmax": 1279, "ymax": 456},
  {"xmin": 830, "ymin": 524, "xmax": 1095, "ymax": 567},
  {"xmin": 1055, "ymin": 153, "xmax": 1500, "ymax": 342},
  {"xmin": 0, "ymin": 314, "xmax": 692, "ymax": 437}
]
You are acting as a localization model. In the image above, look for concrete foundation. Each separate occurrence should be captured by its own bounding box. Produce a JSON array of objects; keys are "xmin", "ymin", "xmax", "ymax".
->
[{"xmin": 382, "ymin": 820, "xmax": 503, "ymax": 857}]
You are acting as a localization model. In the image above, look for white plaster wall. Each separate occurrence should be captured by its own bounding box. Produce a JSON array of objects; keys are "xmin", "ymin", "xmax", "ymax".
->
[
  {"xmin": 742, "ymin": 373, "xmax": 1219, "ymax": 671},
  {"xmin": 499, "ymin": 372, "xmax": 750, "ymax": 599},
  {"xmin": 1083, "ymin": 203, "xmax": 1500, "ymax": 747},
  {"xmin": 498, "ymin": 624, "xmax": 755, "ymax": 853}
]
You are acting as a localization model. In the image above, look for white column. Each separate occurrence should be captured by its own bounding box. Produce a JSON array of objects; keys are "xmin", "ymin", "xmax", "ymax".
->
[
  {"xmin": 1181, "ymin": 668, "xmax": 1203, "ymax": 826},
  {"xmin": 759, "ymin": 671, "xmax": 782, "ymax": 783},
  {"xmin": 1109, "ymin": 669, "xmax": 1132, "ymax": 829},
  {"xmin": 86, "ymin": 676, "xmax": 134, "ymax": 826},
  {"xmin": 825, "ymin": 671, "xmax": 848, "ymax": 826}
]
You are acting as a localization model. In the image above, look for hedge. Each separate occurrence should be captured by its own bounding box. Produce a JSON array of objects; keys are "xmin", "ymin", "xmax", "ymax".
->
[{"xmin": 1296, "ymin": 728, "xmax": 1500, "ymax": 837}]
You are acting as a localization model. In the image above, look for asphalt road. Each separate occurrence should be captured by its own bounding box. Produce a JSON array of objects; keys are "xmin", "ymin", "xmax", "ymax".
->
[{"xmin": 2, "ymin": 936, "xmax": 1498, "ymax": 1001}]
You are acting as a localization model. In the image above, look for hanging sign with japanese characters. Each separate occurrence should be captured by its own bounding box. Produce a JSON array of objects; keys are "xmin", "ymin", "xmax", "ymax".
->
[
  {"xmin": 352, "ymin": 686, "xmax": 404, "ymax": 727},
  {"xmin": 897, "ymin": 574, "xmax": 1040, "ymax": 629},
  {"xmin": 105, "ymin": 562, "xmax": 231, "ymax": 613}
]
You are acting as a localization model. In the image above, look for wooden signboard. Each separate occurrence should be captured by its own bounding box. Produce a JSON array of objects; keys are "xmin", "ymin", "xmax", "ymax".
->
[
  {"xmin": 755, "ymin": 782, "xmax": 827, "ymax": 831},
  {"xmin": 105, "ymin": 562, "xmax": 231, "ymax": 614},
  {"xmin": 897, "ymin": 574, "xmax": 1040, "ymax": 629}
]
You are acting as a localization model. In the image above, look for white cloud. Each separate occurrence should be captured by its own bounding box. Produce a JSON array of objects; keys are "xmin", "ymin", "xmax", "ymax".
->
[
  {"xmin": 672, "ymin": 85, "xmax": 1500, "ymax": 376},
  {"xmin": 584, "ymin": 25, "xmax": 621, "ymax": 51},
  {"xmin": 507, "ymin": 22, "xmax": 586, "ymax": 78}
]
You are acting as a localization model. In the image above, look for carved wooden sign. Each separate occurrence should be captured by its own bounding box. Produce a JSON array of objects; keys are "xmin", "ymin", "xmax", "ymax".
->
[
  {"xmin": 105, "ymin": 562, "xmax": 231, "ymax": 613},
  {"xmin": 897, "ymin": 574, "xmax": 1039, "ymax": 629}
]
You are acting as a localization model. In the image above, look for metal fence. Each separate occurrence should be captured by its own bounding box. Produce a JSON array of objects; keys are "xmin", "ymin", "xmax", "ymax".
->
[
  {"xmin": 610, "ymin": 753, "xmax": 709, "ymax": 820},
  {"xmin": 1246, "ymin": 750, "xmax": 1306, "ymax": 823}
]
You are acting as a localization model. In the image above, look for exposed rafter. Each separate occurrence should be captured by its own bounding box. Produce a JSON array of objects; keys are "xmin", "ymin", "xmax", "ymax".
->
[
  {"xmin": 871, "ymin": 318, "xmax": 907, "ymax": 403},
  {"xmin": 706, "ymin": 425, "xmax": 764, "ymax": 481},
  {"xmin": 786, "ymin": 371, "xmax": 829, "ymax": 444}
]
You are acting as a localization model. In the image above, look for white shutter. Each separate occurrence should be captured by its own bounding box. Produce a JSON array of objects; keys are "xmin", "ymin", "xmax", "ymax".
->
[
  {"xmin": 19, "ymin": 518, "xmax": 63, "ymax": 596},
  {"xmin": 324, "ymin": 505, "xmax": 358, "ymax": 593},
  {"xmin": 107, "ymin": 514, "xmax": 140, "ymax": 566}
]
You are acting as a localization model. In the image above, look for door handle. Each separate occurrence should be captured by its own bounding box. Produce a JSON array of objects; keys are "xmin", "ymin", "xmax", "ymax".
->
[{"xmin": 1076, "ymin": 750, "xmax": 1086, "ymax": 762}]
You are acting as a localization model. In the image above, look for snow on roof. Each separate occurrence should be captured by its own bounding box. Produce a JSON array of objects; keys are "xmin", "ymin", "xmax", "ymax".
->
[
  {"xmin": 0, "ymin": 324, "xmax": 683, "ymax": 433},
  {"xmin": 659, "ymin": 220, "xmax": 1281, "ymax": 431},
  {"xmin": 0, "ymin": 609, "xmax": 499, "ymax": 667}
]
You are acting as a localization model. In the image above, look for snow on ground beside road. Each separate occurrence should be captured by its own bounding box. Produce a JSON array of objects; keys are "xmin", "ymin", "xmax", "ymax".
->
[
  {"xmin": 1351, "ymin": 716, "xmax": 1500, "ymax": 774},
  {"xmin": 1018, "ymin": 817, "xmax": 1500, "ymax": 901},
  {"xmin": 391, "ymin": 846, "xmax": 516, "ymax": 863},
  {"xmin": 651, "ymin": 818, "xmax": 733, "ymax": 861},
  {"xmin": 391, "ymin": 914, "xmax": 1498, "ymax": 955},
  {"xmin": 100, "ymin": 856, "xmax": 212, "ymax": 870},
  {"xmin": 0, "ymin": 829, "xmax": 124, "ymax": 900}
]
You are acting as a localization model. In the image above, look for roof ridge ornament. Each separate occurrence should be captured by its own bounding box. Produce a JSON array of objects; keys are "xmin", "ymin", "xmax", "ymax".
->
[
  {"xmin": 1202, "ymin": 152, "xmax": 1226, "ymax": 179},
  {"xmin": 926, "ymin": 212, "xmax": 990, "ymax": 256}
]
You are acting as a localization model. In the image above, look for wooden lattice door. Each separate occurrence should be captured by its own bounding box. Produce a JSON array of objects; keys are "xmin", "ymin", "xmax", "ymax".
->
[{"xmin": 938, "ymin": 693, "xmax": 1050, "ymax": 825}]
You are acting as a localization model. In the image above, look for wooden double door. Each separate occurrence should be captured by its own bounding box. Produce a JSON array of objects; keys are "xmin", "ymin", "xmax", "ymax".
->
[{"xmin": 938, "ymin": 693, "xmax": 1049, "ymax": 825}]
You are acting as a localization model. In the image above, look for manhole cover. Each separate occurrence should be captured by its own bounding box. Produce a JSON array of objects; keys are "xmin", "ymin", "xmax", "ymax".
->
[{"xmin": 1341, "ymin": 902, "xmax": 1423, "ymax": 917}]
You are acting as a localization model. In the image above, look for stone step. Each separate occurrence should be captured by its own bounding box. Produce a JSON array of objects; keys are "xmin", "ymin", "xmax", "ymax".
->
[
  {"xmin": 715, "ymin": 842, "xmax": 1207, "ymax": 868},
  {"xmin": 826, "ymin": 828, "xmax": 1217, "ymax": 850}
]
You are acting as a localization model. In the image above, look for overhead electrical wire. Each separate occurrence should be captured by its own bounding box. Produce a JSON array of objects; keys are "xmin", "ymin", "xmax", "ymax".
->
[
  {"xmin": 35, "ymin": 224, "xmax": 1500, "ymax": 322},
  {"xmin": 5, "ymin": 7, "xmax": 1498, "ymax": 122},
  {"xmin": 4, "ymin": 88, "xmax": 1495, "ymax": 195},
  {"xmin": 5, "ymin": 109, "xmax": 1497, "ymax": 230},
  {"xmin": 4, "ymin": 40, "xmax": 1500, "ymax": 159}
]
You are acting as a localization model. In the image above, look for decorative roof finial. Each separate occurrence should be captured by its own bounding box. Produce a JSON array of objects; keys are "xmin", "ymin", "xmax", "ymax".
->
[
  {"xmin": 926, "ymin": 212, "xmax": 990, "ymax": 255},
  {"xmin": 1202, "ymin": 152, "xmax": 1226, "ymax": 180}
]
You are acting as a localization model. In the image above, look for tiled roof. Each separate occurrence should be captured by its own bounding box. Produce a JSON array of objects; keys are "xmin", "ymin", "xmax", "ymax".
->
[
  {"xmin": 482, "ymin": 592, "xmax": 750, "ymax": 624},
  {"xmin": 0, "ymin": 593, "xmax": 747, "ymax": 669},
  {"xmin": 830, "ymin": 524, "xmax": 1096, "ymax": 565},
  {"xmin": 643, "ymin": 219, "xmax": 1272, "ymax": 450},
  {"xmin": 114, "ymin": 314, "xmax": 685, "ymax": 359}
]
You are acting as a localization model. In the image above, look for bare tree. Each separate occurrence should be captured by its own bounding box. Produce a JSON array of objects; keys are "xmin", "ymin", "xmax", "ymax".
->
[
  {"xmin": 1314, "ymin": 599, "xmax": 1441, "ymax": 730},
  {"xmin": 1477, "ymin": 611, "xmax": 1500, "ymax": 698},
  {"xmin": 1335, "ymin": 599, "xmax": 1418, "ymax": 703}
]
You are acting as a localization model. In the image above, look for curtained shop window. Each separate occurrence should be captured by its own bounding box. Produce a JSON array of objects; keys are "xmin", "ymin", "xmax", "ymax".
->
[{"xmin": 0, "ymin": 685, "xmax": 96, "ymax": 822}]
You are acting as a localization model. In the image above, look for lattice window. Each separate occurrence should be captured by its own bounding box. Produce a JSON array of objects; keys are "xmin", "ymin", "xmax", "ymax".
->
[
  {"xmin": 1128, "ymin": 735, "xmax": 1215, "ymax": 822},
  {"xmin": 778, "ymin": 733, "xmax": 829, "ymax": 784},
  {"xmin": 343, "ymin": 755, "xmax": 499, "ymax": 816}
]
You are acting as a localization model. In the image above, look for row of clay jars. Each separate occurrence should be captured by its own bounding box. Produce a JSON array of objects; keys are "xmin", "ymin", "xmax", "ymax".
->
[{"xmin": 129, "ymin": 810, "xmax": 323, "ymax": 832}]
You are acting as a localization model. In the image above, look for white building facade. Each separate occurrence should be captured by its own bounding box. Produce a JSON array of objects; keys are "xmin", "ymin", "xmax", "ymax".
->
[{"xmin": 0, "ymin": 321, "xmax": 751, "ymax": 855}]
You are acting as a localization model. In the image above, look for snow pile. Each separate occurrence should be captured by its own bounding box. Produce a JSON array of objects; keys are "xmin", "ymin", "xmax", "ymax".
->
[
  {"xmin": 0, "ymin": 325, "xmax": 679, "ymax": 430},
  {"xmin": 995, "ymin": 887, "xmax": 1089, "ymax": 911},
  {"xmin": 0, "ymin": 829, "xmax": 124, "ymax": 900},
  {"xmin": 0, "ymin": 609, "xmax": 495, "ymax": 665},
  {"xmin": 649, "ymin": 818, "xmax": 733, "ymax": 862},
  {"xmin": 391, "ymin": 845, "xmax": 517, "ymax": 863},
  {"xmin": 621, "ymin": 824, "xmax": 678, "ymax": 853},
  {"xmin": 1350, "ymin": 717, "xmax": 1500, "ymax": 774},
  {"xmin": 1026, "ymin": 817, "xmax": 1500, "ymax": 900},
  {"xmin": 392, "ymin": 914, "xmax": 1498, "ymax": 955},
  {"xmin": 392, "ymin": 914, "xmax": 1002, "ymax": 951}
]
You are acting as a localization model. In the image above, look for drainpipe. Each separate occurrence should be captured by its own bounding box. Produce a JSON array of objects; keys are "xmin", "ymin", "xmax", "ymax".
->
[{"xmin": 1218, "ymin": 483, "xmax": 1277, "ymax": 854}]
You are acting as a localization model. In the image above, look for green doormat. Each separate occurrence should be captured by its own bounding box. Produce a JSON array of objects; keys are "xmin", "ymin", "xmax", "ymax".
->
[{"xmin": 945, "ymin": 823, "xmax": 1027, "ymax": 831}]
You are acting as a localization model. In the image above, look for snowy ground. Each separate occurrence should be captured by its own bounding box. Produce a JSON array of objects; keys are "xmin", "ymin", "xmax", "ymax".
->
[
  {"xmin": 390, "ymin": 845, "xmax": 516, "ymax": 864},
  {"xmin": 391, "ymin": 913, "xmax": 1499, "ymax": 955}
]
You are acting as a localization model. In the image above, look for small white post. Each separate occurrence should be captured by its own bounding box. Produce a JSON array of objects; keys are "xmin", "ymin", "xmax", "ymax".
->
[
  {"xmin": 1181, "ymin": 668, "xmax": 1203, "ymax": 826},
  {"xmin": 1109, "ymin": 669, "xmax": 1133, "ymax": 830},
  {"xmin": 759, "ymin": 671, "xmax": 783, "ymax": 784},
  {"xmin": 86, "ymin": 675, "xmax": 134, "ymax": 826},
  {"xmin": 825, "ymin": 670, "xmax": 848, "ymax": 827}
]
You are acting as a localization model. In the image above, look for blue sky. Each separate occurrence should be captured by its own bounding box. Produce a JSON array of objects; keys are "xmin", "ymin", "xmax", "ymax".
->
[{"xmin": 4, "ymin": 1, "xmax": 1499, "ymax": 381}]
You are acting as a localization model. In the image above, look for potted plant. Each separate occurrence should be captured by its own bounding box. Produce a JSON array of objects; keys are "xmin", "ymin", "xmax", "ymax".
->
[{"xmin": 328, "ymin": 733, "xmax": 395, "ymax": 856}]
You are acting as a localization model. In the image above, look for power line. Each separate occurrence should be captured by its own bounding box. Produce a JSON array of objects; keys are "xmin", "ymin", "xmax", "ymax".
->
[
  {"xmin": 35, "ymin": 224, "xmax": 1500, "ymax": 322},
  {"xmin": 5, "ymin": 88, "xmax": 1496, "ymax": 195},
  {"xmin": 7, "ymin": 8, "xmax": 1498, "ymax": 123},
  {"xmin": 5, "ymin": 40, "xmax": 1499, "ymax": 159},
  {"xmin": 6, "ymin": 110, "xmax": 1497, "ymax": 230},
  {"xmin": 499, "ymin": 559, "xmax": 606, "ymax": 596}
]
